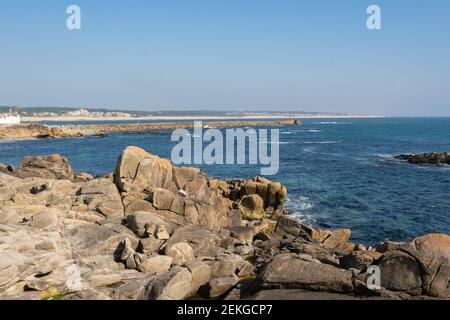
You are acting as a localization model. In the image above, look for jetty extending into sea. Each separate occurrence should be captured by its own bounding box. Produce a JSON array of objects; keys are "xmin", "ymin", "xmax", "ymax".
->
[{"xmin": 0, "ymin": 119, "xmax": 299, "ymax": 140}]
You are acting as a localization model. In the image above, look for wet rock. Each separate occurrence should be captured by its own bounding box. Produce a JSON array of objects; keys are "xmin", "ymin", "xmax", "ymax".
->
[{"xmin": 395, "ymin": 152, "xmax": 450, "ymax": 166}]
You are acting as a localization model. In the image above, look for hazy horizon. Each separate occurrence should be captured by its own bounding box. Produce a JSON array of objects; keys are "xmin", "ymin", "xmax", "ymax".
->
[
  {"xmin": 1, "ymin": 1, "xmax": 449, "ymax": 116},
  {"xmin": 7, "ymin": 105, "xmax": 450, "ymax": 118}
]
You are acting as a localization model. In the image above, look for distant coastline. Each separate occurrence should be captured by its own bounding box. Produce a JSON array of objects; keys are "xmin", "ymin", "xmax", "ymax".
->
[{"xmin": 21, "ymin": 114, "xmax": 383, "ymax": 123}]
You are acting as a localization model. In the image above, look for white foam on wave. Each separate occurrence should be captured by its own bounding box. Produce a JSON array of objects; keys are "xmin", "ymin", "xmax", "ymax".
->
[
  {"xmin": 376, "ymin": 154, "xmax": 394, "ymax": 158},
  {"xmin": 0, "ymin": 137, "xmax": 37, "ymax": 143},
  {"xmin": 307, "ymin": 129, "xmax": 322, "ymax": 133},
  {"xmin": 285, "ymin": 196, "xmax": 316, "ymax": 223},
  {"xmin": 315, "ymin": 121, "xmax": 353, "ymax": 125},
  {"xmin": 375, "ymin": 154, "xmax": 396, "ymax": 162},
  {"xmin": 286, "ymin": 196, "xmax": 315, "ymax": 211},
  {"xmin": 299, "ymin": 141, "xmax": 341, "ymax": 145},
  {"xmin": 258, "ymin": 141, "xmax": 294, "ymax": 145}
]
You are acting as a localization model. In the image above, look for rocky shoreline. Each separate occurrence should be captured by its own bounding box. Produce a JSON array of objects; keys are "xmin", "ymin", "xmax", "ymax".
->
[
  {"xmin": 0, "ymin": 147, "xmax": 449, "ymax": 300},
  {"xmin": 395, "ymin": 152, "xmax": 450, "ymax": 166},
  {"xmin": 0, "ymin": 120, "xmax": 298, "ymax": 140}
]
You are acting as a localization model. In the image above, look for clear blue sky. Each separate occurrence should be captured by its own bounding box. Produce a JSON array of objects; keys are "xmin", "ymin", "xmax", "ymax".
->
[{"xmin": 1, "ymin": 0, "xmax": 449, "ymax": 116}]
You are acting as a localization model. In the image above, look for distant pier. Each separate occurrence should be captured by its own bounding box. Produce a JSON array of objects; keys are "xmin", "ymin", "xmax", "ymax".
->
[{"xmin": 0, "ymin": 119, "xmax": 299, "ymax": 140}]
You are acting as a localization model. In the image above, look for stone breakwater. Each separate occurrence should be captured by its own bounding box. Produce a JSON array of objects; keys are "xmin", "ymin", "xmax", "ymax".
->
[
  {"xmin": 0, "ymin": 146, "xmax": 449, "ymax": 300},
  {"xmin": 0, "ymin": 119, "xmax": 298, "ymax": 140}
]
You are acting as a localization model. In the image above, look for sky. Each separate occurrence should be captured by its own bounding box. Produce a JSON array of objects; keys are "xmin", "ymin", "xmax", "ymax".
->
[{"xmin": 0, "ymin": 0, "xmax": 449, "ymax": 116}]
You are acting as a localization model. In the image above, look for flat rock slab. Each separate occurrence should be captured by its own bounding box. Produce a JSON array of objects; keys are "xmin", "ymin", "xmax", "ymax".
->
[
  {"xmin": 258, "ymin": 255, "xmax": 354, "ymax": 293},
  {"xmin": 65, "ymin": 223, "xmax": 138, "ymax": 257}
]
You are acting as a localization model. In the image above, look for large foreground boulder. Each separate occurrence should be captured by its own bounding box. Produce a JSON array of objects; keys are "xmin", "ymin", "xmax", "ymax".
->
[
  {"xmin": 377, "ymin": 251, "xmax": 422, "ymax": 295},
  {"xmin": 1, "ymin": 146, "xmax": 448, "ymax": 301},
  {"xmin": 115, "ymin": 146, "xmax": 231, "ymax": 230},
  {"xmin": 115, "ymin": 146, "xmax": 173, "ymax": 194},
  {"xmin": 370, "ymin": 234, "xmax": 450, "ymax": 298},
  {"xmin": 14, "ymin": 154, "xmax": 74, "ymax": 180},
  {"xmin": 257, "ymin": 254, "xmax": 354, "ymax": 293},
  {"xmin": 410, "ymin": 233, "xmax": 450, "ymax": 264},
  {"xmin": 402, "ymin": 233, "xmax": 450, "ymax": 297}
]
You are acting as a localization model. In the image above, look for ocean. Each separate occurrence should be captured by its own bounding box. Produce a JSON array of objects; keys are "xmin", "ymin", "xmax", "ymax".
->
[{"xmin": 1, "ymin": 117, "xmax": 450, "ymax": 245}]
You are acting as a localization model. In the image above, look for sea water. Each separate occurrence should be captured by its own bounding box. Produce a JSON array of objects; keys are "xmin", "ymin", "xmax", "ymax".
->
[{"xmin": 1, "ymin": 117, "xmax": 449, "ymax": 245}]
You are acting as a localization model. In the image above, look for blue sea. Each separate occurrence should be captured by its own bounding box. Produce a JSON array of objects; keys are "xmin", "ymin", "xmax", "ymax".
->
[{"xmin": 1, "ymin": 117, "xmax": 450, "ymax": 245}]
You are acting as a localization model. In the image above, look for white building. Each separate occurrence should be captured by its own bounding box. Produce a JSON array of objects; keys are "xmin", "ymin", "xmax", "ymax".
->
[
  {"xmin": 0, "ymin": 112, "xmax": 21, "ymax": 125},
  {"xmin": 65, "ymin": 108, "xmax": 91, "ymax": 117}
]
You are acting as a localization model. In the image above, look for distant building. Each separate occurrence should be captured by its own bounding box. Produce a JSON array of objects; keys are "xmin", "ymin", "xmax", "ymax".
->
[
  {"xmin": 65, "ymin": 108, "xmax": 90, "ymax": 116},
  {"xmin": 0, "ymin": 110, "xmax": 20, "ymax": 125},
  {"xmin": 62, "ymin": 108, "xmax": 132, "ymax": 118}
]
